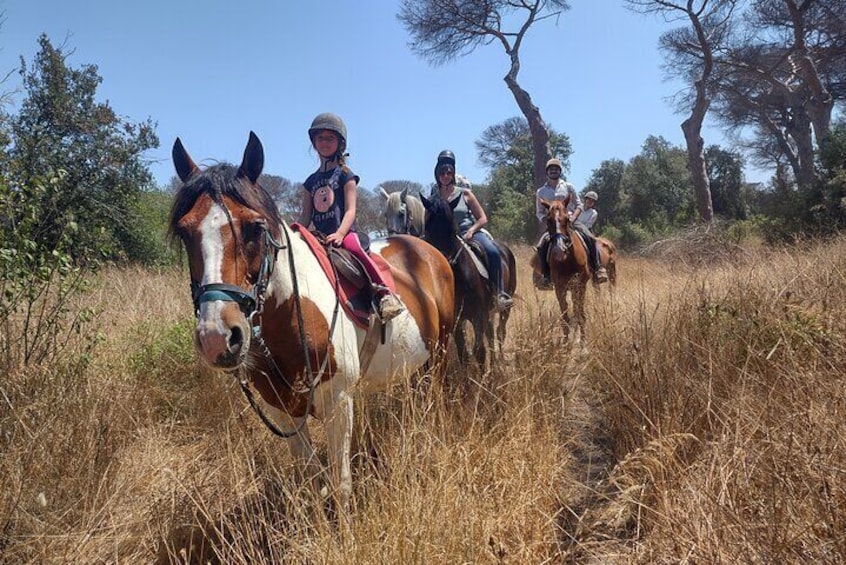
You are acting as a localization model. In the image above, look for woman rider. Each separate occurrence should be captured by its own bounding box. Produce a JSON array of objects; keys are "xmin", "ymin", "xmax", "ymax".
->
[{"xmin": 432, "ymin": 150, "xmax": 513, "ymax": 312}]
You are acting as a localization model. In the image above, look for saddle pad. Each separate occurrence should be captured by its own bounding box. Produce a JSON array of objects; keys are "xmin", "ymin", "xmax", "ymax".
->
[
  {"xmin": 462, "ymin": 239, "xmax": 490, "ymax": 280},
  {"xmin": 291, "ymin": 224, "xmax": 396, "ymax": 328}
]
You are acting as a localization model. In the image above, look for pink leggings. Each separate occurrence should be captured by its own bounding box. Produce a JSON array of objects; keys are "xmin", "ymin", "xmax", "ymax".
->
[{"xmin": 341, "ymin": 232, "xmax": 390, "ymax": 290}]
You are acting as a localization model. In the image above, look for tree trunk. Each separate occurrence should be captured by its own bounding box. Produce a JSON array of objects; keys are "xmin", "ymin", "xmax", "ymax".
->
[
  {"xmin": 682, "ymin": 67, "xmax": 714, "ymax": 224},
  {"xmin": 681, "ymin": 1, "xmax": 715, "ymax": 224},
  {"xmin": 503, "ymin": 53, "xmax": 551, "ymax": 193},
  {"xmin": 786, "ymin": 0, "xmax": 834, "ymax": 149},
  {"xmin": 786, "ymin": 108, "xmax": 817, "ymax": 190},
  {"xmin": 682, "ymin": 112, "xmax": 714, "ymax": 224}
]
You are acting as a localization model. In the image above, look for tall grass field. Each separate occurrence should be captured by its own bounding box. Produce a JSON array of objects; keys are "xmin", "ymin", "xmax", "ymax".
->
[{"xmin": 2, "ymin": 237, "xmax": 844, "ymax": 563}]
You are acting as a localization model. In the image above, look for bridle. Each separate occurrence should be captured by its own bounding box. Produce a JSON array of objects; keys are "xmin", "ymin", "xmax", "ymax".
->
[
  {"xmin": 189, "ymin": 224, "xmax": 281, "ymax": 322},
  {"xmin": 188, "ymin": 216, "xmax": 341, "ymax": 439},
  {"xmin": 387, "ymin": 200, "xmax": 409, "ymax": 235},
  {"xmin": 387, "ymin": 195, "xmax": 419, "ymax": 236}
]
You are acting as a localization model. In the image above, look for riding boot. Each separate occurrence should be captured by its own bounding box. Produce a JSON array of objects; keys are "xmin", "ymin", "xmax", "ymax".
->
[
  {"xmin": 373, "ymin": 285, "xmax": 405, "ymax": 321},
  {"xmin": 537, "ymin": 240, "xmax": 552, "ymax": 288},
  {"xmin": 497, "ymin": 288, "xmax": 513, "ymax": 312}
]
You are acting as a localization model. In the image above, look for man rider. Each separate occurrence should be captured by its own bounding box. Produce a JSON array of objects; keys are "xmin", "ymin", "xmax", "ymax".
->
[{"xmin": 535, "ymin": 159, "xmax": 607, "ymax": 286}]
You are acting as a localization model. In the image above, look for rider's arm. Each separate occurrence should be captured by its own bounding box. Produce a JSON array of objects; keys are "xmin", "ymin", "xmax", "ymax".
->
[
  {"xmin": 463, "ymin": 190, "xmax": 488, "ymax": 239},
  {"xmin": 569, "ymin": 184, "xmax": 583, "ymax": 221},
  {"xmin": 326, "ymin": 179, "xmax": 358, "ymax": 245},
  {"xmin": 536, "ymin": 189, "xmax": 547, "ymax": 224}
]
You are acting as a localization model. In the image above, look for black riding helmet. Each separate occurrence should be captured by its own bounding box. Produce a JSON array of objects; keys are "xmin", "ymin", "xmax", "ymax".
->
[{"xmin": 434, "ymin": 149, "xmax": 456, "ymax": 183}]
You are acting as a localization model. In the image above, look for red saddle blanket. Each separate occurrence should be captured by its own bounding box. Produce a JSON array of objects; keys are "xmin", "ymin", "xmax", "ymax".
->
[{"xmin": 291, "ymin": 224, "xmax": 396, "ymax": 328}]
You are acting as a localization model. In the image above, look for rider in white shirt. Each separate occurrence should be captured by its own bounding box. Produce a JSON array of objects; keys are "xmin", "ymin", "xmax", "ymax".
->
[{"xmin": 571, "ymin": 191, "xmax": 607, "ymax": 284}]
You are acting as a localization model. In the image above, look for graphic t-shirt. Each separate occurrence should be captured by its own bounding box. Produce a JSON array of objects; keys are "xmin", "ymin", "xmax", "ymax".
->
[{"xmin": 302, "ymin": 166, "xmax": 361, "ymax": 235}]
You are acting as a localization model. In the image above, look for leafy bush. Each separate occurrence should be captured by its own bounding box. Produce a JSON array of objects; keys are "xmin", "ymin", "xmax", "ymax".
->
[
  {"xmin": 121, "ymin": 190, "xmax": 181, "ymax": 266},
  {"xmin": 725, "ymin": 216, "xmax": 766, "ymax": 244},
  {"xmin": 0, "ymin": 171, "xmax": 99, "ymax": 370}
]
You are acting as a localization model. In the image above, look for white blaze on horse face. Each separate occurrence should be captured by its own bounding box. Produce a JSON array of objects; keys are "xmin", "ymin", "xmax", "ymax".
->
[
  {"xmin": 195, "ymin": 201, "xmax": 236, "ymax": 362},
  {"xmin": 385, "ymin": 193, "xmax": 406, "ymax": 234}
]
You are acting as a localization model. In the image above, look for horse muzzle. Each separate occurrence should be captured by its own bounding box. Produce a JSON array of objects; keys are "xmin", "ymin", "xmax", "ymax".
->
[{"xmin": 194, "ymin": 303, "xmax": 251, "ymax": 369}]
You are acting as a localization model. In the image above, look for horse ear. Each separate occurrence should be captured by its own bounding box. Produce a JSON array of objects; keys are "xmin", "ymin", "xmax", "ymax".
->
[
  {"xmin": 238, "ymin": 131, "xmax": 264, "ymax": 184},
  {"xmin": 172, "ymin": 138, "xmax": 198, "ymax": 182},
  {"xmin": 539, "ymin": 198, "xmax": 552, "ymax": 210},
  {"xmin": 379, "ymin": 186, "xmax": 390, "ymax": 200},
  {"xmin": 420, "ymin": 193, "xmax": 432, "ymax": 210},
  {"xmin": 449, "ymin": 195, "xmax": 461, "ymax": 210},
  {"xmin": 400, "ymin": 187, "xmax": 408, "ymax": 202}
]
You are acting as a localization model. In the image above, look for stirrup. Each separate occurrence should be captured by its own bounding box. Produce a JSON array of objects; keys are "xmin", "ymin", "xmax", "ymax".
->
[{"xmin": 594, "ymin": 267, "xmax": 608, "ymax": 284}]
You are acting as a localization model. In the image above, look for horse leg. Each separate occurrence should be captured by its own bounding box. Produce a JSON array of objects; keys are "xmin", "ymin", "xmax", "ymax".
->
[
  {"xmin": 316, "ymin": 375, "xmax": 355, "ymax": 513},
  {"xmin": 261, "ymin": 405, "xmax": 324, "ymax": 491},
  {"xmin": 474, "ymin": 313, "xmax": 487, "ymax": 367},
  {"xmin": 485, "ymin": 312, "xmax": 496, "ymax": 360},
  {"xmin": 454, "ymin": 318, "xmax": 469, "ymax": 364},
  {"xmin": 555, "ymin": 284, "xmax": 571, "ymax": 343},
  {"xmin": 497, "ymin": 310, "xmax": 509, "ymax": 353},
  {"xmin": 573, "ymin": 278, "xmax": 588, "ymax": 350}
]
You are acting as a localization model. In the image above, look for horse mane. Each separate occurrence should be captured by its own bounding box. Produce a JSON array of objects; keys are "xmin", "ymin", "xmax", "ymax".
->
[{"xmin": 168, "ymin": 163, "xmax": 283, "ymax": 244}]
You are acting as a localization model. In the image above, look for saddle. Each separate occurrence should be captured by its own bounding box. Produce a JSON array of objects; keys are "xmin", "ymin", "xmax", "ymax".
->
[
  {"xmin": 463, "ymin": 238, "xmax": 490, "ymax": 280},
  {"xmin": 292, "ymin": 224, "xmax": 396, "ymax": 328}
]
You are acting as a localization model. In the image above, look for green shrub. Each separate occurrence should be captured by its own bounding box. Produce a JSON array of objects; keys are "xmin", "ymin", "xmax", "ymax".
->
[{"xmin": 0, "ymin": 171, "xmax": 100, "ymax": 370}]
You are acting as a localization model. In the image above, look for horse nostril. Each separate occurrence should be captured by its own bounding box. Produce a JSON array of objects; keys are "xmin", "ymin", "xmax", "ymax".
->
[{"xmin": 228, "ymin": 326, "xmax": 244, "ymax": 353}]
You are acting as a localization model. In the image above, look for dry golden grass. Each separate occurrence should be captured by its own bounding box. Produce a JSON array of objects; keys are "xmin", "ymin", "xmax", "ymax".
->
[{"xmin": 1, "ymin": 238, "xmax": 844, "ymax": 563}]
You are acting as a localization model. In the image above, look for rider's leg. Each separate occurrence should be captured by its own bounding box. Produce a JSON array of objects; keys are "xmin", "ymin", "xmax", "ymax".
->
[
  {"xmin": 574, "ymin": 225, "xmax": 606, "ymax": 283},
  {"xmin": 540, "ymin": 237, "xmax": 551, "ymax": 281},
  {"xmin": 341, "ymin": 232, "xmax": 405, "ymax": 319},
  {"xmin": 472, "ymin": 231, "xmax": 512, "ymax": 309}
]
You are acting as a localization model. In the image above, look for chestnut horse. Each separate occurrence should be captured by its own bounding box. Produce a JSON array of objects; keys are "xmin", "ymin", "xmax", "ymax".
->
[
  {"xmin": 420, "ymin": 193, "xmax": 516, "ymax": 367},
  {"xmin": 380, "ymin": 186, "xmax": 425, "ymax": 237},
  {"xmin": 169, "ymin": 132, "xmax": 454, "ymax": 510},
  {"xmin": 531, "ymin": 199, "xmax": 616, "ymax": 346}
]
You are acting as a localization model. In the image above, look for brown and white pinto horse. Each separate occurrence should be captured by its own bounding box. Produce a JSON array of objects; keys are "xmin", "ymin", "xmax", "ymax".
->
[
  {"xmin": 531, "ymin": 199, "xmax": 616, "ymax": 347},
  {"xmin": 169, "ymin": 132, "xmax": 454, "ymax": 510}
]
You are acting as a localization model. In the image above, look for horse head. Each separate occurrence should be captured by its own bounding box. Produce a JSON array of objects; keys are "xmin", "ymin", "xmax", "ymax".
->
[
  {"xmin": 381, "ymin": 187, "xmax": 409, "ymax": 235},
  {"xmin": 421, "ymin": 193, "xmax": 460, "ymax": 253},
  {"xmin": 382, "ymin": 186, "xmax": 424, "ymax": 236},
  {"xmin": 541, "ymin": 198, "xmax": 573, "ymax": 242},
  {"xmin": 169, "ymin": 132, "xmax": 282, "ymax": 370}
]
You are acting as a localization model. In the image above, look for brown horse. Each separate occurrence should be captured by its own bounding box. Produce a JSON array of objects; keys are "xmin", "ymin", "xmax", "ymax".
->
[
  {"xmin": 420, "ymin": 193, "xmax": 516, "ymax": 367},
  {"xmin": 531, "ymin": 199, "xmax": 616, "ymax": 346},
  {"xmin": 168, "ymin": 132, "xmax": 455, "ymax": 510}
]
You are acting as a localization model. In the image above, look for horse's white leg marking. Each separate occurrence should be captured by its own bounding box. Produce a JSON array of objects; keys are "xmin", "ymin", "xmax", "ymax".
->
[
  {"xmin": 261, "ymin": 404, "xmax": 323, "ymax": 484},
  {"xmin": 195, "ymin": 203, "xmax": 237, "ymax": 362},
  {"xmin": 315, "ymin": 374, "xmax": 355, "ymax": 509}
]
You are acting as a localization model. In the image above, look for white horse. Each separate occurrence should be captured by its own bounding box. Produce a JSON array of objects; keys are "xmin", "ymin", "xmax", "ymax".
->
[{"xmin": 380, "ymin": 186, "xmax": 425, "ymax": 237}]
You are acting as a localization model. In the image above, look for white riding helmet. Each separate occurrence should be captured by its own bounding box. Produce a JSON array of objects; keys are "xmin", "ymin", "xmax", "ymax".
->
[{"xmin": 584, "ymin": 191, "xmax": 599, "ymax": 201}]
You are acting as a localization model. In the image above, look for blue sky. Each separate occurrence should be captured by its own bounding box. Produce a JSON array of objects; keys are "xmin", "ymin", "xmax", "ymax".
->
[{"xmin": 0, "ymin": 1, "xmax": 753, "ymax": 192}]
